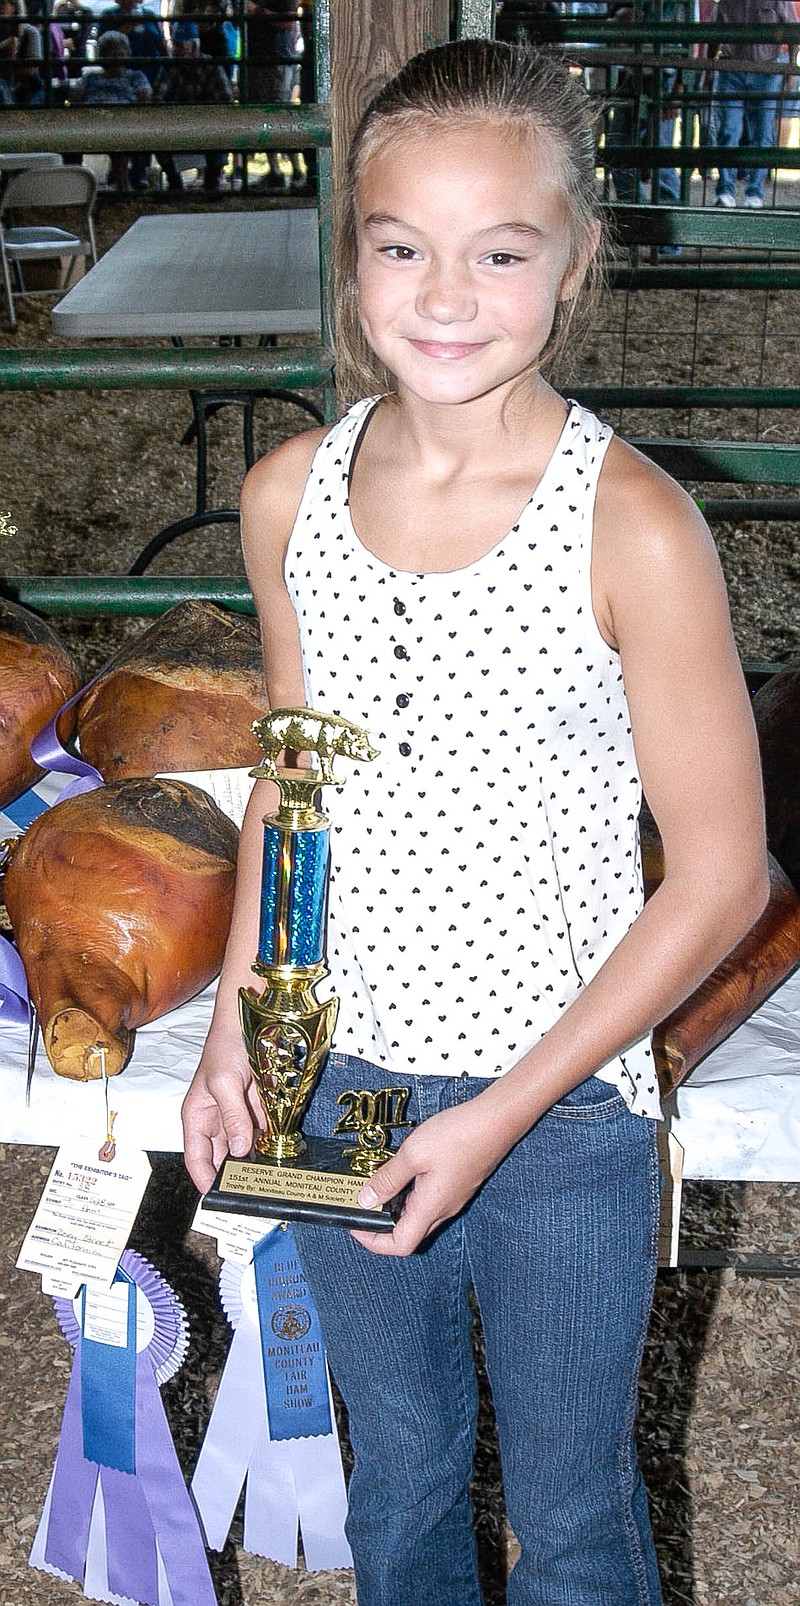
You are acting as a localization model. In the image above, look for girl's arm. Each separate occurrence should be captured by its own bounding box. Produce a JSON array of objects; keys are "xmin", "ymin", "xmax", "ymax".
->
[
  {"xmin": 355, "ymin": 442, "xmax": 769, "ymax": 1256},
  {"xmin": 182, "ymin": 426, "xmax": 327, "ymax": 1192}
]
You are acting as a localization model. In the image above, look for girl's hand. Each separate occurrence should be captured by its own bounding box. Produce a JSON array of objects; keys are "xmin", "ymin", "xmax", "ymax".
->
[
  {"xmin": 182, "ymin": 1038, "xmax": 263, "ymax": 1194},
  {"xmin": 350, "ymin": 1097, "xmax": 514, "ymax": 1258}
]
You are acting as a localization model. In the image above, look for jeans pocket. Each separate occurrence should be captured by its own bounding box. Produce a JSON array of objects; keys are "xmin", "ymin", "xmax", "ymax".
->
[{"xmin": 550, "ymin": 1074, "xmax": 629, "ymax": 1120}]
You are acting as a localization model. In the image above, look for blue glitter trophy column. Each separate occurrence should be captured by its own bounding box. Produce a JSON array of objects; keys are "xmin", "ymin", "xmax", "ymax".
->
[{"xmin": 204, "ymin": 709, "xmax": 409, "ymax": 1232}]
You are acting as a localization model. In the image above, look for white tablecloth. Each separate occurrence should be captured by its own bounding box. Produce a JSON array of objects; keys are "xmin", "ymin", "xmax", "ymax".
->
[
  {"xmin": 2, "ymin": 969, "xmax": 799, "ymax": 1181},
  {"xmin": 669, "ymin": 965, "xmax": 800, "ymax": 1180}
]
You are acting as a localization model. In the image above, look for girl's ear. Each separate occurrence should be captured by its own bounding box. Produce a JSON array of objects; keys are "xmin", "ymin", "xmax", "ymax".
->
[{"xmin": 558, "ymin": 217, "xmax": 601, "ymax": 303}]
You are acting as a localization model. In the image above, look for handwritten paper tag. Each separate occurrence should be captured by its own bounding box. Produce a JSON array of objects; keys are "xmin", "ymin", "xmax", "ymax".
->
[
  {"xmin": 16, "ymin": 1144, "xmax": 151, "ymax": 1293},
  {"xmin": 192, "ymin": 1198, "xmax": 278, "ymax": 1265},
  {"xmin": 82, "ymin": 1281, "xmax": 133, "ymax": 1347},
  {"xmin": 159, "ymin": 768, "xmax": 256, "ymax": 830}
]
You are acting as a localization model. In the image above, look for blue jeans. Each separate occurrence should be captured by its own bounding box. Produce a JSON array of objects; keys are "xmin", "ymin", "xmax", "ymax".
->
[
  {"xmin": 606, "ymin": 70, "xmax": 681, "ymax": 205},
  {"xmin": 294, "ymin": 1053, "xmax": 663, "ymax": 1606},
  {"xmin": 714, "ymin": 69, "xmax": 782, "ymax": 200}
]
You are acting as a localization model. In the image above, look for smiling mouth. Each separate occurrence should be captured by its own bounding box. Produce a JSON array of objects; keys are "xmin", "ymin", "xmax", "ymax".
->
[{"xmin": 407, "ymin": 339, "xmax": 488, "ymax": 360}]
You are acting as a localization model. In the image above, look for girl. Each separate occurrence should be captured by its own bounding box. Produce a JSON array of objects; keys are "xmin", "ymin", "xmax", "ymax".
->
[{"xmin": 183, "ymin": 40, "xmax": 768, "ymax": 1606}]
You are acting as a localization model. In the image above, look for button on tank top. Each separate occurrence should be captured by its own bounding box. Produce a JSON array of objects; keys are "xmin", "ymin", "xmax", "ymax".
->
[{"xmin": 284, "ymin": 397, "xmax": 661, "ymax": 1119}]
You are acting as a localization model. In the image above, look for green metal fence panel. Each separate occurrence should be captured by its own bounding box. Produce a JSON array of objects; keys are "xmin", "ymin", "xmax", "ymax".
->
[
  {"xmin": 573, "ymin": 387, "xmax": 800, "ymax": 412},
  {"xmin": 603, "ymin": 144, "xmax": 800, "ymax": 174},
  {"xmin": 0, "ymin": 106, "xmax": 331, "ymax": 156},
  {"xmin": 637, "ymin": 442, "xmax": 800, "ymax": 485},
  {"xmin": 1, "ymin": 577, "xmax": 256, "ymax": 615},
  {"xmin": 611, "ymin": 266, "xmax": 800, "ymax": 290},
  {"xmin": 0, "ymin": 347, "xmax": 333, "ymax": 392},
  {"xmin": 609, "ymin": 205, "xmax": 800, "ymax": 252}
]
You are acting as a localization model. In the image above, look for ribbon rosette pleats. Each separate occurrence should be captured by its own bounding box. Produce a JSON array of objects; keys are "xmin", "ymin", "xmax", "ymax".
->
[
  {"xmin": 30, "ymin": 1249, "xmax": 216, "ymax": 1606},
  {"xmin": 191, "ymin": 1224, "xmax": 352, "ymax": 1571}
]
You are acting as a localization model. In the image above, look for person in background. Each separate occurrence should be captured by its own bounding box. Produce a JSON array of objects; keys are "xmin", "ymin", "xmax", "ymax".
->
[
  {"xmin": 605, "ymin": 0, "xmax": 684, "ymax": 209},
  {"xmin": 71, "ymin": 29, "xmax": 152, "ymax": 194},
  {"xmin": 0, "ymin": 0, "xmax": 44, "ymax": 105},
  {"xmin": 193, "ymin": 0, "xmax": 237, "ymax": 78},
  {"xmin": 97, "ymin": 0, "xmax": 165, "ymax": 183},
  {"xmin": 97, "ymin": 0, "xmax": 165, "ymax": 82},
  {"xmin": 294, "ymin": 0, "xmax": 314, "ymax": 195},
  {"xmin": 52, "ymin": 0, "xmax": 93, "ymax": 79},
  {"xmin": 561, "ymin": 1, "xmax": 610, "ymax": 96},
  {"xmin": 711, "ymin": 0, "xmax": 797, "ymax": 206},
  {"xmin": 242, "ymin": 0, "xmax": 304, "ymax": 190},
  {"xmin": 153, "ymin": 28, "xmax": 234, "ymax": 195},
  {"xmin": 494, "ymin": 0, "xmax": 562, "ymax": 40}
]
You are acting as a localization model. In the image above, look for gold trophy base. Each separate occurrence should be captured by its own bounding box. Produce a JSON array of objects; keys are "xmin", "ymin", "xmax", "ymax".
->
[{"xmin": 203, "ymin": 1135, "xmax": 406, "ymax": 1232}]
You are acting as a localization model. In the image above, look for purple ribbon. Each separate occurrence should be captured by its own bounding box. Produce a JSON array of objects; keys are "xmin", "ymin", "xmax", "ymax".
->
[
  {"xmin": 44, "ymin": 1353, "xmax": 97, "ymax": 1585},
  {"xmin": 102, "ymin": 1460, "xmax": 159, "ymax": 1604},
  {"xmin": 0, "ymin": 935, "xmax": 30, "ymax": 1025},
  {"xmin": 40, "ymin": 1342, "xmax": 215, "ymax": 1606},
  {"xmin": 28, "ymin": 681, "xmax": 104, "ymax": 798},
  {"xmin": 134, "ymin": 1356, "xmax": 216, "ymax": 1606}
]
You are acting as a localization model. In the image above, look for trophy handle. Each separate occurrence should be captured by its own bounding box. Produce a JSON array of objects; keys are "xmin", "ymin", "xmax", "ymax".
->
[{"xmin": 239, "ymin": 979, "xmax": 338, "ymax": 1162}]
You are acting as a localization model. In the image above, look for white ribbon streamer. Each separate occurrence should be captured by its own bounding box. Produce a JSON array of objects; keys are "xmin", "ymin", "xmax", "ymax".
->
[{"xmin": 190, "ymin": 1255, "xmax": 351, "ymax": 1571}]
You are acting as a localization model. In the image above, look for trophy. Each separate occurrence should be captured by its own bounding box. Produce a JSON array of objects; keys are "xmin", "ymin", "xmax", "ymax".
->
[{"xmin": 203, "ymin": 709, "xmax": 412, "ymax": 1232}]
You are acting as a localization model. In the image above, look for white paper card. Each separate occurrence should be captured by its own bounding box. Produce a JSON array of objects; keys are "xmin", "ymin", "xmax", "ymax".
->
[
  {"xmin": 82, "ymin": 1281, "xmax": 131, "ymax": 1347},
  {"xmin": 192, "ymin": 1198, "xmax": 279, "ymax": 1263},
  {"xmin": 41, "ymin": 1272, "xmax": 83, "ymax": 1300},
  {"xmin": 16, "ymin": 1144, "xmax": 152, "ymax": 1291},
  {"xmin": 158, "ymin": 768, "xmax": 256, "ymax": 830}
]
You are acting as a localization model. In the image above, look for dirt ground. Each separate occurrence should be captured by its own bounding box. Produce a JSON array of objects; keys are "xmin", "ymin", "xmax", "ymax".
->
[{"xmin": 0, "ymin": 183, "xmax": 798, "ymax": 1606}]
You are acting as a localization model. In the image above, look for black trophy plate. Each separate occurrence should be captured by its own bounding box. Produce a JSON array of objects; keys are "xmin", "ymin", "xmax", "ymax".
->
[{"xmin": 203, "ymin": 1134, "xmax": 406, "ymax": 1232}]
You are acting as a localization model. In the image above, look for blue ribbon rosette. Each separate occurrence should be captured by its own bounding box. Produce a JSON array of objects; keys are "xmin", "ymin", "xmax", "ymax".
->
[
  {"xmin": 191, "ymin": 1224, "xmax": 352, "ymax": 1571},
  {"xmin": 29, "ymin": 1249, "xmax": 216, "ymax": 1606}
]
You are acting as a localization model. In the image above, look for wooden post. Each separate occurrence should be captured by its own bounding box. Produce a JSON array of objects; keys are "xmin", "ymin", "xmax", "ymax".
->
[{"xmin": 329, "ymin": 0, "xmax": 450, "ymax": 199}]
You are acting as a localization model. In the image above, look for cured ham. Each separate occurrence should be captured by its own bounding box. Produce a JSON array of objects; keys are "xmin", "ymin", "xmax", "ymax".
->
[
  {"xmin": 647, "ymin": 661, "xmax": 800, "ymax": 1091},
  {"xmin": 752, "ymin": 659, "xmax": 800, "ymax": 893},
  {"xmin": 76, "ymin": 600, "xmax": 268, "ymax": 781},
  {"xmin": 3, "ymin": 777, "xmax": 239, "ymax": 1080},
  {"xmin": 0, "ymin": 599, "xmax": 81, "ymax": 810}
]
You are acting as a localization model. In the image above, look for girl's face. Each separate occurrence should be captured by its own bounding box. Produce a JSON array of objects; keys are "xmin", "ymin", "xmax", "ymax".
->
[{"xmin": 355, "ymin": 120, "xmax": 589, "ymax": 412}]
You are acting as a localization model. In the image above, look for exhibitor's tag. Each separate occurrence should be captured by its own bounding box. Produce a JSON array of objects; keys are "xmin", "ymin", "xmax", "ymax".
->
[
  {"xmin": 159, "ymin": 767, "xmax": 255, "ymax": 829},
  {"xmin": 16, "ymin": 1143, "xmax": 151, "ymax": 1294},
  {"xmin": 192, "ymin": 1197, "xmax": 278, "ymax": 1265}
]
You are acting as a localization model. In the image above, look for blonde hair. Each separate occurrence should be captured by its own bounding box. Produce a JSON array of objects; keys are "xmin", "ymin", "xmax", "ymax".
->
[{"xmin": 334, "ymin": 38, "xmax": 604, "ymax": 404}]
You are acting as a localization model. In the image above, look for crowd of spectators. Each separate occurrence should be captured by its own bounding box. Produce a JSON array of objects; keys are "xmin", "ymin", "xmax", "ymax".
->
[
  {"xmin": 0, "ymin": 1, "xmax": 797, "ymax": 206},
  {"xmin": 0, "ymin": 0, "xmax": 310, "ymax": 196},
  {"xmin": 496, "ymin": 0, "xmax": 800, "ymax": 210}
]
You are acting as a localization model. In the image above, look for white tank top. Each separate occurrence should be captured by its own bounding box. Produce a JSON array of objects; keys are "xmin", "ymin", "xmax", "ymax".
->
[{"xmin": 284, "ymin": 397, "xmax": 661, "ymax": 1119}]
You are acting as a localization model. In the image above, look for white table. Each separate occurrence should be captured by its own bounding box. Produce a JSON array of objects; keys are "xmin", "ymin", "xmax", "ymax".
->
[
  {"xmin": 51, "ymin": 209, "xmax": 325, "ymax": 568},
  {"xmin": 2, "ymin": 967, "xmax": 799, "ymax": 1182},
  {"xmin": 0, "ymin": 152, "xmax": 63, "ymax": 173},
  {"xmin": 51, "ymin": 209, "xmax": 321, "ymax": 338}
]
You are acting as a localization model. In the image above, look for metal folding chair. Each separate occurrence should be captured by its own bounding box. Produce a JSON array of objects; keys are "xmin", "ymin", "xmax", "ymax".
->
[{"xmin": 0, "ymin": 165, "xmax": 98, "ymax": 329}]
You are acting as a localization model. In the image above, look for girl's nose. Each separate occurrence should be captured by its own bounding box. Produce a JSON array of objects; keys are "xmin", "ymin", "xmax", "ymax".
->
[{"xmin": 415, "ymin": 261, "xmax": 477, "ymax": 324}]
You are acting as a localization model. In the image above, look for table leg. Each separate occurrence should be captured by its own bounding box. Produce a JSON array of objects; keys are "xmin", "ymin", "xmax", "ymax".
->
[{"xmin": 127, "ymin": 508, "xmax": 240, "ymax": 577}]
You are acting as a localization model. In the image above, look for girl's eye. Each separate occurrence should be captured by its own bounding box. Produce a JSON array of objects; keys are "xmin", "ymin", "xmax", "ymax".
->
[
  {"xmin": 484, "ymin": 251, "xmax": 523, "ymax": 267},
  {"xmin": 379, "ymin": 244, "xmax": 419, "ymax": 262}
]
